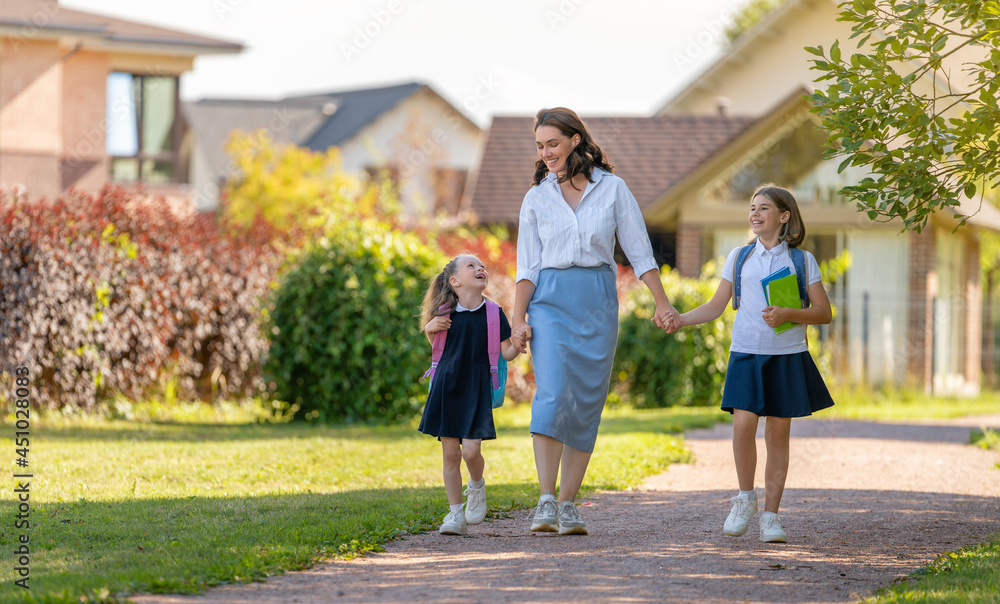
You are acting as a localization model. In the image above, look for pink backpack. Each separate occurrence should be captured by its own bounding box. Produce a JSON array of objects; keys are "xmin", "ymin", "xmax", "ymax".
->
[{"xmin": 423, "ymin": 299, "xmax": 507, "ymax": 408}]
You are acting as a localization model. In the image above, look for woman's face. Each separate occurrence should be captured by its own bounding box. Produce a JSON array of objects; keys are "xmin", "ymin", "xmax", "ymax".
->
[{"xmin": 535, "ymin": 125, "xmax": 580, "ymax": 176}]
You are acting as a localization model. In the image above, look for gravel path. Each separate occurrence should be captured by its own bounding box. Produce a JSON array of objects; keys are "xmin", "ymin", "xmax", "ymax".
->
[{"xmin": 134, "ymin": 415, "xmax": 1000, "ymax": 604}]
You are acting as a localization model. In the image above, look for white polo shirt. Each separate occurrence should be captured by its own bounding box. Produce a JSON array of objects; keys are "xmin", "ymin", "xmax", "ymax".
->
[
  {"xmin": 515, "ymin": 168, "xmax": 658, "ymax": 286},
  {"xmin": 721, "ymin": 239, "xmax": 822, "ymax": 355}
]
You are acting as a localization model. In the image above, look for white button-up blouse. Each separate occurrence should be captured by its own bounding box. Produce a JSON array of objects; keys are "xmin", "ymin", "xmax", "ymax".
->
[{"xmin": 515, "ymin": 168, "xmax": 658, "ymax": 286}]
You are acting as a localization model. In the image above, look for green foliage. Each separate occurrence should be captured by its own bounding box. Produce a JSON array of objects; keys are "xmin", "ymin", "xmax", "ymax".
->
[
  {"xmin": 223, "ymin": 130, "xmax": 401, "ymax": 239},
  {"xmin": 724, "ymin": 0, "xmax": 785, "ymax": 44},
  {"xmin": 614, "ymin": 264, "xmax": 733, "ymax": 407},
  {"xmin": 264, "ymin": 220, "xmax": 444, "ymax": 423},
  {"xmin": 807, "ymin": 0, "xmax": 1000, "ymax": 232}
]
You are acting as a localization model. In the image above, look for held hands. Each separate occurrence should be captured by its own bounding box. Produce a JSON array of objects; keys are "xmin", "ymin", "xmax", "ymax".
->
[
  {"xmin": 651, "ymin": 302, "xmax": 681, "ymax": 334},
  {"xmin": 511, "ymin": 320, "xmax": 532, "ymax": 354}
]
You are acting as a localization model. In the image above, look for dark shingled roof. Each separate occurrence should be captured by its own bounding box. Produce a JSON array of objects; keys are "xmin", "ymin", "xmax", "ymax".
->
[
  {"xmin": 183, "ymin": 82, "xmax": 427, "ymax": 180},
  {"xmin": 466, "ymin": 115, "xmax": 756, "ymax": 224},
  {"xmin": 0, "ymin": 0, "xmax": 242, "ymax": 53}
]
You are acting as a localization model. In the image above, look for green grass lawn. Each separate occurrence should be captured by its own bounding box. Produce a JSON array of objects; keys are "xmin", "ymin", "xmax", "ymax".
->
[{"xmin": 0, "ymin": 403, "xmax": 727, "ymax": 603}]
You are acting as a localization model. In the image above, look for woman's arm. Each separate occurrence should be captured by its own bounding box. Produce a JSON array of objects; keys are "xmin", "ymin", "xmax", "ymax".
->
[
  {"xmin": 511, "ymin": 279, "xmax": 536, "ymax": 353},
  {"xmin": 677, "ymin": 279, "xmax": 733, "ymax": 328},
  {"xmin": 637, "ymin": 269, "xmax": 678, "ymax": 331},
  {"xmin": 763, "ymin": 280, "xmax": 832, "ymax": 327}
]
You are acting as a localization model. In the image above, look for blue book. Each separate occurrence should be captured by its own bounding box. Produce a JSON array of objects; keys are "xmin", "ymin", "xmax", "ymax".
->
[{"xmin": 759, "ymin": 267, "xmax": 791, "ymax": 305}]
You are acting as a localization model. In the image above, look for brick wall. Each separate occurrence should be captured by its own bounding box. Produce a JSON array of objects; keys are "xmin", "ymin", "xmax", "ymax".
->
[
  {"xmin": 60, "ymin": 50, "xmax": 109, "ymax": 191},
  {"xmin": 906, "ymin": 228, "xmax": 935, "ymax": 392},
  {"xmin": 676, "ymin": 224, "xmax": 702, "ymax": 278}
]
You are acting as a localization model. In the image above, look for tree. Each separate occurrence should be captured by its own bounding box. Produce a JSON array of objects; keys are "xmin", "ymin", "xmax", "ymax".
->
[
  {"xmin": 724, "ymin": 0, "xmax": 785, "ymax": 44},
  {"xmin": 807, "ymin": 0, "xmax": 1000, "ymax": 232}
]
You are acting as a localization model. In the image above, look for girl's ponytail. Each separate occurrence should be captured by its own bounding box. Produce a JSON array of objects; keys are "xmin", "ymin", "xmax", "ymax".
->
[{"xmin": 420, "ymin": 257, "xmax": 462, "ymax": 328}]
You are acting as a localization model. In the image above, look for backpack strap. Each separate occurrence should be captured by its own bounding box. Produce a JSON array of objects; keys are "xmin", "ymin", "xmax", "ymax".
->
[
  {"xmin": 732, "ymin": 242, "xmax": 756, "ymax": 310},
  {"xmin": 485, "ymin": 299, "xmax": 501, "ymax": 391},
  {"xmin": 423, "ymin": 304, "xmax": 452, "ymax": 383},
  {"xmin": 790, "ymin": 247, "xmax": 810, "ymax": 309}
]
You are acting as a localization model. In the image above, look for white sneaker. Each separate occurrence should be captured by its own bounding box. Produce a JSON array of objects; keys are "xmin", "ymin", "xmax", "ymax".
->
[
  {"xmin": 557, "ymin": 501, "xmax": 588, "ymax": 535},
  {"xmin": 530, "ymin": 498, "xmax": 558, "ymax": 532},
  {"xmin": 464, "ymin": 481, "xmax": 487, "ymax": 525},
  {"xmin": 439, "ymin": 510, "xmax": 467, "ymax": 536},
  {"xmin": 759, "ymin": 514, "xmax": 787, "ymax": 543},
  {"xmin": 723, "ymin": 493, "xmax": 758, "ymax": 537}
]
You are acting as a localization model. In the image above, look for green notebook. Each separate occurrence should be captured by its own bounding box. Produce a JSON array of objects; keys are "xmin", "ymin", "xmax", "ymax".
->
[{"xmin": 764, "ymin": 273, "xmax": 801, "ymax": 334}]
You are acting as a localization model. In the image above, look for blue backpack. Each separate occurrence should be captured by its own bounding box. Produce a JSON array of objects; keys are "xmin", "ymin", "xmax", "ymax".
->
[
  {"xmin": 732, "ymin": 240, "xmax": 810, "ymax": 310},
  {"xmin": 423, "ymin": 300, "xmax": 507, "ymax": 408}
]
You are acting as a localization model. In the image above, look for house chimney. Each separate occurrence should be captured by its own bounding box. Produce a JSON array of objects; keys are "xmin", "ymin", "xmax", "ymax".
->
[{"xmin": 716, "ymin": 97, "xmax": 731, "ymax": 117}]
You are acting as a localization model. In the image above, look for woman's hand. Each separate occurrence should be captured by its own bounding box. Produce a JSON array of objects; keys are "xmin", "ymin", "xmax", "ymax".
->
[
  {"xmin": 511, "ymin": 320, "xmax": 532, "ymax": 353},
  {"xmin": 425, "ymin": 315, "xmax": 451, "ymax": 336},
  {"xmin": 761, "ymin": 306, "xmax": 789, "ymax": 327},
  {"xmin": 652, "ymin": 301, "xmax": 680, "ymax": 334}
]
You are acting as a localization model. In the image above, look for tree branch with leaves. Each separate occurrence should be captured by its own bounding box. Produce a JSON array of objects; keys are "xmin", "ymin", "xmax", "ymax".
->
[{"xmin": 807, "ymin": 0, "xmax": 1000, "ymax": 232}]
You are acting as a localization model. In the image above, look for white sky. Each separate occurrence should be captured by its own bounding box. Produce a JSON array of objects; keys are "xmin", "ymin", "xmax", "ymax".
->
[{"xmin": 62, "ymin": 0, "xmax": 750, "ymax": 127}]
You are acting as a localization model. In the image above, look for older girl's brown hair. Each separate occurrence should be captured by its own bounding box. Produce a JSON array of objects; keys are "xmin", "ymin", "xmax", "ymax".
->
[
  {"xmin": 532, "ymin": 107, "xmax": 614, "ymax": 188},
  {"xmin": 751, "ymin": 184, "xmax": 806, "ymax": 248},
  {"xmin": 420, "ymin": 255, "xmax": 465, "ymax": 328}
]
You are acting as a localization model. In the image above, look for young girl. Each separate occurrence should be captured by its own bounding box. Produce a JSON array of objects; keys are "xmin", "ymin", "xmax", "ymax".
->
[
  {"xmin": 419, "ymin": 254, "xmax": 522, "ymax": 536},
  {"xmin": 668, "ymin": 184, "xmax": 834, "ymax": 543}
]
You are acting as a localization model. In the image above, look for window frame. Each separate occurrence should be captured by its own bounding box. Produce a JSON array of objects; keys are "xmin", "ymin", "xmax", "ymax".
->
[{"xmin": 107, "ymin": 72, "xmax": 182, "ymax": 184}]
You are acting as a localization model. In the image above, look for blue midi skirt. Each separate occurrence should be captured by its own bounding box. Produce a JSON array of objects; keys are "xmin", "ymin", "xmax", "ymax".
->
[
  {"xmin": 528, "ymin": 265, "xmax": 618, "ymax": 453},
  {"xmin": 721, "ymin": 351, "xmax": 835, "ymax": 417}
]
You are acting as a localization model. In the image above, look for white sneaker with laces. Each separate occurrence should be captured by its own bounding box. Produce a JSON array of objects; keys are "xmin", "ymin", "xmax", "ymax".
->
[
  {"xmin": 439, "ymin": 509, "xmax": 467, "ymax": 536},
  {"xmin": 530, "ymin": 498, "xmax": 558, "ymax": 532},
  {"xmin": 759, "ymin": 513, "xmax": 787, "ymax": 543},
  {"xmin": 557, "ymin": 501, "xmax": 588, "ymax": 535},
  {"xmin": 723, "ymin": 492, "xmax": 758, "ymax": 537},
  {"xmin": 464, "ymin": 481, "xmax": 487, "ymax": 525}
]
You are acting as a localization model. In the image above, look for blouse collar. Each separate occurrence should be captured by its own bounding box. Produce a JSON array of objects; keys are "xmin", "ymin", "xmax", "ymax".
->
[{"xmin": 455, "ymin": 298, "xmax": 485, "ymax": 312}]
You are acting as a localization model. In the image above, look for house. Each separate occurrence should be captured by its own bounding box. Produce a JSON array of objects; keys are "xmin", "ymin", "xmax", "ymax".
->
[
  {"xmin": 183, "ymin": 82, "xmax": 481, "ymax": 215},
  {"xmin": 467, "ymin": 0, "xmax": 1000, "ymax": 394},
  {"xmin": 0, "ymin": 0, "xmax": 242, "ymax": 203}
]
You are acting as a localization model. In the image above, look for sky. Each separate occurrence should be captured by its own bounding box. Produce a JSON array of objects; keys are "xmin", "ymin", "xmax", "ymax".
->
[{"xmin": 61, "ymin": 0, "xmax": 751, "ymax": 127}]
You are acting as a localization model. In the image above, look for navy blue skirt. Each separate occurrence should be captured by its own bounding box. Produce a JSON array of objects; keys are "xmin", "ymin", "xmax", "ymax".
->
[{"xmin": 721, "ymin": 351, "xmax": 834, "ymax": 417}]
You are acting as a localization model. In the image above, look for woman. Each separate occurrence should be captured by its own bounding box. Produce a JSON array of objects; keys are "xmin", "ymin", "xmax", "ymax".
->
[{"xmin": 512, "ymin": 107, "xmax": 677, "ymax": 535}]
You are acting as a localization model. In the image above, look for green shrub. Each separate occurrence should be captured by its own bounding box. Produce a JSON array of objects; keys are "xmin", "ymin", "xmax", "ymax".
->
[
  {"xmin": 613, "ymin": 264, "xmax": 733, "ymax": 407},
  {"xmin": 264, "ymin": 220, "xmax": 444, "ymax": 423}
]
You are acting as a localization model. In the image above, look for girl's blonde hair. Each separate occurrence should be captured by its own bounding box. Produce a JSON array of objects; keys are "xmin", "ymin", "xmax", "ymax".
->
[
  {"xmin": 421, "ymin": 255, "xmax": 465, "ymax": 327},
  {"xmin": 751, "ymin": 184, "xmax": 806, "ymax": 248}
]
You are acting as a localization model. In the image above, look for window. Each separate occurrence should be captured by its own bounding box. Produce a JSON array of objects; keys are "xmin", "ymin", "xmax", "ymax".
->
[{"xmin": 106, "ymin": 73, "xmax": 180, "ymax": 184}]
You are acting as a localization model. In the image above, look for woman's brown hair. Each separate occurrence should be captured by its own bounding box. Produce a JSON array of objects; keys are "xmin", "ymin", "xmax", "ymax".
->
[
  {"xmin": 532, "ymin": 107, "xmax": 614, "ymax": 188},
  {"xmin": 751, "ymin": 184, "xmax": 806, "ymax": 248}
]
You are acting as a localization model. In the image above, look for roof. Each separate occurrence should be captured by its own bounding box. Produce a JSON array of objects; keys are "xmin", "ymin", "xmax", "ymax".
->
[
  {"xmin": 287, "ymin": 82, "xmax": 425, "ymax": 150},
  {"xmin": 0, "ymin": 0, "xmax": 242, "ymax": 55},
  {"xmin": 184, "ymin": 82, "xmax": 471, "ymax": 179},
  {"xmin": 466, "ymin": 114, "xmax": 756, "ymax": 224}
]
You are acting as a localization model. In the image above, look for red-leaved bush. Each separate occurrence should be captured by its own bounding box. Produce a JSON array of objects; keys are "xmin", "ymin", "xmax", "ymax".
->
[{"xmin": 0, "ymin": 186, "xmax": 281, "ymax": 411}]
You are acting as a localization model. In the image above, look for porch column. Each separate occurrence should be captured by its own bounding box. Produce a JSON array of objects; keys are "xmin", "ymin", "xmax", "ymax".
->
[
  {"xmin": 965, "ymin": 238, "xmax": 982, "ymax": 392},
  {"xmin": 906, "ymin": 228, "xmax": 935, "ymax": 393}
]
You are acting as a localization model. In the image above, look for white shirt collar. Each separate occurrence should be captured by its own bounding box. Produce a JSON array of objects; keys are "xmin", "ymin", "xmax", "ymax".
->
[
  {"xmin": 755, "ymin": 238, "xmax": 788, "ymax": 256},
  {"xmin": 455, "ymin": 298, "xmax": 485, "ymax": 312},
  {"xmin": 542, "ymin": 167, "xmax": 609, "ymax": 185}
]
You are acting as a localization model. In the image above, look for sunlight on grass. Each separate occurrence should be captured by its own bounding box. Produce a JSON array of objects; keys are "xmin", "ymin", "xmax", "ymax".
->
[
  {"xmin": 0, "ymin": 403, "xmax": 725, "ymax": 603},
  {"xmin": 818, "ymin": 387, "xmax": 1000, "ymax": 420},
  {"xmin": 862, "ymin": 537, "xmax": 1000, "ymax": 603}
]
